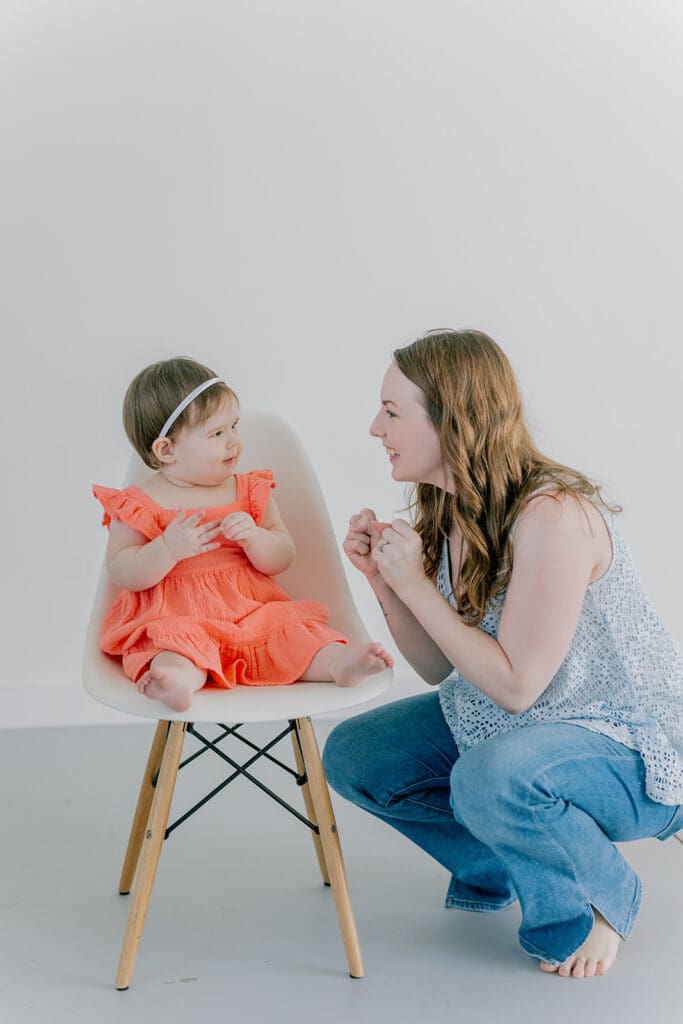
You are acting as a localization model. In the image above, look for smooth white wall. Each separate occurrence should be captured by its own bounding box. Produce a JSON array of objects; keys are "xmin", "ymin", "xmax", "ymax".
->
[{"xmin": 1, "ymin": 0, "xmax": 682, "ymax": 725}]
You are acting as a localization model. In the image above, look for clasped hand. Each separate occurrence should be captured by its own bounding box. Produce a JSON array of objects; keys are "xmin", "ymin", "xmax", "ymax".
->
[
  {"xmin": 344, "ymin": 508, "xmax": 426, "ymax": 593},
  {"xmin": 221, "ymin": 510, "xmax": 259, "ymax": 547},
  {"xmin": 373, "ymin": 518, "xmax": 427, "ymax": 593}
]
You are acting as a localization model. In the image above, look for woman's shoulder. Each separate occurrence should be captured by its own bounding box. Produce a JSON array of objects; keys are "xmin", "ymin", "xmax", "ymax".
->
[
  {"xmin": 512, "ymin": 489, "xmax": 613, "ymax": 581},
  {"xmin": 516, "ymin": 489, "xmax": 607, "ymax": 534}
]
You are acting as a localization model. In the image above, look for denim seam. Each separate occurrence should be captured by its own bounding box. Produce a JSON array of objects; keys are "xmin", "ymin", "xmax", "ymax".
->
[
  {"xmin": 381, "ymin": 774, "xmax": 453, "ymax": 812},
  {"xmin": 653, "ymin": 804, "xmax": 683, "ymax": 839}
]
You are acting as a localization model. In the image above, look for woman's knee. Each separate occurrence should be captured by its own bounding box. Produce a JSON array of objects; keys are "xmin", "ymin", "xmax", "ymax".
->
[
  {"xmin": 322, "ymin": 716, "xmax": 371, "ymax": 801},
  {"xmin": 323, "ymin": 694, "xmax": 450, "ymax": 809},
  {"xmin": 449, "ymin": 733, "xmax": 528, "ymax": 832}
]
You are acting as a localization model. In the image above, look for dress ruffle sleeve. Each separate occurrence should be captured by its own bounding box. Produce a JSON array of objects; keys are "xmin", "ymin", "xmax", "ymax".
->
[
  {"xmin": 92, "ymin": 485, "xmax": 163, "ymax": 540},
  {"xmin": 246, "ymin": 470, "xmax": 276, "ymax": 526}
]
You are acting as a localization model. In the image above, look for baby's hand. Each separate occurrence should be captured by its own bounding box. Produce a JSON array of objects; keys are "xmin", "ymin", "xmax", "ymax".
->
[
  {"xmin": 221, "ymin": 510, "xmax": 258, "ymax": 547},
  {"xmin": 162, "ymin": 511, "xmax": 223, "ymax": 562}
]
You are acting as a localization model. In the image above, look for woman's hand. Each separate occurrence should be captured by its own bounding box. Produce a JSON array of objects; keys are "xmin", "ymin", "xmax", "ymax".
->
[
  {"xmin": 221, "ymin": 510, "xmax": 260, "ymax": 548},
  {"xmin": 343, "ymin": 508, "xmax": 389, "ymax": 580},
  {"xmin": 162, "ymin": 511, "xmax": 223, "ymax": 562},
  {"xmin": 374, "ymin": 519, "xmax": 428, "ymax": 595}
]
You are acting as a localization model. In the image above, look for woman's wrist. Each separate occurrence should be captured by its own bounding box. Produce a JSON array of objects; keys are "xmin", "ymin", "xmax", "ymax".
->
[{"xmin": 391, "ymin": 575, "xmax": 437, "ymax": 613}]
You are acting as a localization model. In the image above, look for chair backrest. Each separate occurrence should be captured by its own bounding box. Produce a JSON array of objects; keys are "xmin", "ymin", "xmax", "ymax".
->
[{"xmin": 117, "ymin": 409, "xmax": 369, "ymax": 643}]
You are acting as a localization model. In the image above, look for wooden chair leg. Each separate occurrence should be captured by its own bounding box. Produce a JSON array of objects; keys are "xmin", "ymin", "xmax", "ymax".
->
[
  {"xmin": 119, "ymin": 720, "xmax": 169, "ymax": 895},
  {"xmin": 291, "ymin": 725, "xmax": 330, "ymax": 886},
  {"xmin": 294, "ymin": 717, "xmax": 364, "ymax": 978},
  {"xmin": 115, "ymin": 721, "xmax": 187, "ymax": 991}
]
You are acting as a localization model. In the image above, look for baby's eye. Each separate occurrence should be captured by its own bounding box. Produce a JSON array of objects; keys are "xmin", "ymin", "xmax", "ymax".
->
[{"xmin": 214, "ymin": 430, "xmax": 222, "ymax": 437}]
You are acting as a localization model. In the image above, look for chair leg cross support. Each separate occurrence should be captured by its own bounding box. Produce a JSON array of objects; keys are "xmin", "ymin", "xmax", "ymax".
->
[
  {"xmin": 165, "ymin": 722, "xmax": 315, "ymax": 837},
  {"xmin": 114, "ymin": 716, "xmax": 364, "ymax": 989}
]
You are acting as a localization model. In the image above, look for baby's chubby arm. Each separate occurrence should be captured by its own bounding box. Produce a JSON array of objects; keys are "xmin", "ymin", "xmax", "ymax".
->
[
  {"xmin": 221, "ymin": 495, "xmax": 295, "ymax": 576},
  {"xmin": 106, "ymin": 513, "xmax": 223, "ymax": 591}
]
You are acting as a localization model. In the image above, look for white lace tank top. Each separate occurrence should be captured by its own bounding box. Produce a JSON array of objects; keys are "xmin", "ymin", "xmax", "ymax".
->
[{"xmin": 438, "ymin": 506, "xmax": 683, "ymax": 805}]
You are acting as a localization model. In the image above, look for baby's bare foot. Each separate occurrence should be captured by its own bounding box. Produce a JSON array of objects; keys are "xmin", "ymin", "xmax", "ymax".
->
[
  {"xmin": 137, "ymin": 665, "xmax": 197, "ymax": 712},
  {"xmin": 539, "ymin": 909, "xmax": 621, "ymax": 978},
  {"xmin": 330, "ymin": 642, "xmax": 394, "ymax": 687}
]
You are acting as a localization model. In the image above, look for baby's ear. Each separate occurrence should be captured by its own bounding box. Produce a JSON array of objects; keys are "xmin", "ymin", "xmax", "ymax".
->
[{"xmin": 151, "ymin": 436, "xmax": 175, "ymax": 465}]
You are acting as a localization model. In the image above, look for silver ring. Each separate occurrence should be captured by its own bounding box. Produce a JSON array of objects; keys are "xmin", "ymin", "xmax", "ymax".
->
[{"xmin": 379, "ymin": 540, "xmax": 389, "ymax": 553}]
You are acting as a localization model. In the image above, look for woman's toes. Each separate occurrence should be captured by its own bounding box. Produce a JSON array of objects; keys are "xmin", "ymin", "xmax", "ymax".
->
[
  {"xmin": 571, "ymin": 957, "xmax": 587, "ymax": 978},
  {"xmin": 583, "ymin": 959, "xmax": 598, "ymax": 978}
]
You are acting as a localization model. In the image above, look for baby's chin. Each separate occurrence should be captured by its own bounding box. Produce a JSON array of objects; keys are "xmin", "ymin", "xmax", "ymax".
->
[{"xmin": 194, "ymin": 469, "xmax": 236, "ymax": 487}]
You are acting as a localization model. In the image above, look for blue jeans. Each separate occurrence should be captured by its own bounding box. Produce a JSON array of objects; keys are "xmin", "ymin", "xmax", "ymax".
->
[{"xmin": 322, "ymin": 692, "xmax": 683, "ymax": 965}]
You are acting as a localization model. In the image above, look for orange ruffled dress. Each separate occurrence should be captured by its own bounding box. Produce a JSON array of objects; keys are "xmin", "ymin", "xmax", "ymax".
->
[{"xmin": 93, "ymin": 470, "xmax": 347, "ymax": 688}]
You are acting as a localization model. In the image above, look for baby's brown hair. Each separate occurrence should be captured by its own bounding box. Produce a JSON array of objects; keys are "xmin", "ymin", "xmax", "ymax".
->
[{"xmin": 123, "ymin": 357, "xmax": 237, "ymax": 468}]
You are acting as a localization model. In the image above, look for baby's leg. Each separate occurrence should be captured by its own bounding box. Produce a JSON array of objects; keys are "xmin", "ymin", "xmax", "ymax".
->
[
  {"xmin": 137, "ymin": 651, "xmax": 207, "ymax": 712},
  {"xmin": 300, "ymin": 642, "xmax": 393, "ymax": 688}
]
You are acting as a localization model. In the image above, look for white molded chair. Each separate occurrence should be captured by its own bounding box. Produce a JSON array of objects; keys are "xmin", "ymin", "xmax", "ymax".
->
[{"xmin": 82, "ymin": 410, "xmax": 392, "ymax": 989}]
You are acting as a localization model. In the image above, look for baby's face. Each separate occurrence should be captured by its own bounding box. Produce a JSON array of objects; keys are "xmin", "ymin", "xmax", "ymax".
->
[{"xmin": 168, "ymin": 394, "xmax": 242, "ymax": 487}]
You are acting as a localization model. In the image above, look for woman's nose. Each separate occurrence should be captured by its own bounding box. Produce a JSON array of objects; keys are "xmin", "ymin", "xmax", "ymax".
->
[{"xmin": 369, "ymin": 414, "xmax": 383, "ymax": 437}]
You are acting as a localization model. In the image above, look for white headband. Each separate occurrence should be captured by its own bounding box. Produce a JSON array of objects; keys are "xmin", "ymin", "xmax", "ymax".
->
[{"xmin": 158, "ymin": 377, "xmax": 225, "ymax": 438}]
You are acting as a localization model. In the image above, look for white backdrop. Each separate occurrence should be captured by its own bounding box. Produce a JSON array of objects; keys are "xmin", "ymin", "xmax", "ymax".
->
[{"xmin": 1, "ymin": 0, "xmax": 681, "ymax": 726}]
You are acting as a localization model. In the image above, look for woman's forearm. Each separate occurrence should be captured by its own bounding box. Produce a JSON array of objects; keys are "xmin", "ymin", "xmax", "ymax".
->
[
  {"xmin": 368, "ymin": 574, "xmax": 453, "ymax": 684},
  {"xmin": 395, "ymin": 578, "xmax": 531, "ymax": 712}
]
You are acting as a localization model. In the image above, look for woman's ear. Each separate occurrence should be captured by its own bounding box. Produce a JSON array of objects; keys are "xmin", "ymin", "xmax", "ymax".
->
[{"xmin": 151, "ymin": 436, "xmax": 176, "ymax": 465}]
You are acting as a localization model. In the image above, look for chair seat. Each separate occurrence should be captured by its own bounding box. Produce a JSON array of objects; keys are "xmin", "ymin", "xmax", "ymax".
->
[{"xmin": 86, "ymin": 644, "xmax": 391, "ymax": 723}]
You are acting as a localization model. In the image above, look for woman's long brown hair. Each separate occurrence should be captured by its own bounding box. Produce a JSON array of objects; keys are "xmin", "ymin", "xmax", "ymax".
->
[{"xmin": 394, "ymin": 330, "xmax": 619, "ymax": 625}]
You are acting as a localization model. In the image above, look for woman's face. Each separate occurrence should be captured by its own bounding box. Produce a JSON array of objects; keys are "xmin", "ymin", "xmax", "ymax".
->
[{"xmin": 370, "ymin": 362, "xmax": 450, "ymax": 490}]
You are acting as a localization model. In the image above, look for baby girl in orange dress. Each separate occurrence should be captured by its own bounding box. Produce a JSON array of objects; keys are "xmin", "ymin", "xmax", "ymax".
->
[{"xmin": 94, "ymin": 357, "xmax": 393, "ymax": 712}]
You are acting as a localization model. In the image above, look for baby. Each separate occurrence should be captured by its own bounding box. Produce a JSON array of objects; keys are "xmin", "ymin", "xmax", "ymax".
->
[{"xmin": 94, "ymin": 357, "xmax": 393, "ymax": 711}]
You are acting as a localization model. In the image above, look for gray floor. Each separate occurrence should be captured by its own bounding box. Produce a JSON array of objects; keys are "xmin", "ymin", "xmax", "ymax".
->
[{"xmin": 1, "ymin": 721, "xmax": 681, "ymax": 1024}]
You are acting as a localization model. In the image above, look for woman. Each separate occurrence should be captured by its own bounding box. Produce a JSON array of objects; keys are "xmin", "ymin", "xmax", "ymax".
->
[{"xmin": 323, "ymin": 329, "xmax": 683, "ymax": 978}]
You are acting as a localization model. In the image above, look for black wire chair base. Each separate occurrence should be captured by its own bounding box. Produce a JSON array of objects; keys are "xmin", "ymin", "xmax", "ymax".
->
[{"xmin": 159, "ymin": 720, "xmax": 319, "ymax": 840}]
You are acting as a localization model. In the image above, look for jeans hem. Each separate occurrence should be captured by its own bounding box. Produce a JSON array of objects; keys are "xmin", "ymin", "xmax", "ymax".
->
[
  {"xmin": 518, "ymin": 877, "xmax": 642, "ymax": 965},
  {"xmin": 445, "ymin": 895, "xmax": 518, "ymax": 913}
]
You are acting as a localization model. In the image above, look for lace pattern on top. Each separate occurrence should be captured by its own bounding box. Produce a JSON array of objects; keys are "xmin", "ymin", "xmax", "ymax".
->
[{"xmin": 437, "ymin": 508, "xmax": 683, "ymax": 805}]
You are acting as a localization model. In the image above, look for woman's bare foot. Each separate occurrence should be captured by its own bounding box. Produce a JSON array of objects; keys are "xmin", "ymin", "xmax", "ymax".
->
[
  {"xmin": 539, "ymin": 909, "xmax": 621, "ymax": 978},
  {"xmin": 137, "ymin": 653, "xmax": 206, "ymax": 712}
]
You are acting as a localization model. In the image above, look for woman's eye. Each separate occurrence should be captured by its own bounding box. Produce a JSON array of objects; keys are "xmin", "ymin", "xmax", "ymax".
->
[{"xmin": 386, "ymin": 410, "xmax": 396, "ymax": 419}]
